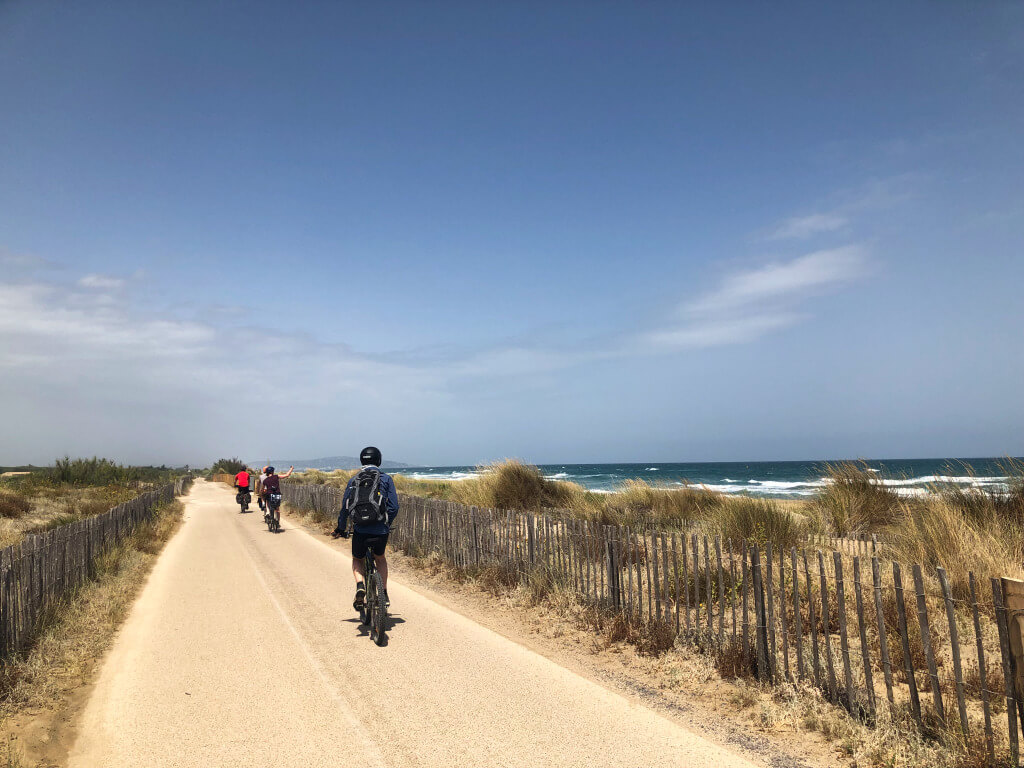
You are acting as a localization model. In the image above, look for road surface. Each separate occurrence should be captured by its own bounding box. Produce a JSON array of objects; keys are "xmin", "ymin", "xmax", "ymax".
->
[{"xmin": 69, "ymin": 480, "xmax": 758, "ymax": 767}]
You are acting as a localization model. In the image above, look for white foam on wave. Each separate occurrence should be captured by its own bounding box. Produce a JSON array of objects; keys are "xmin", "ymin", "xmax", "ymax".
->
[
  {"xmin": 748, "ymin": 479, "xmax": 827, "ymax": 490},
  {"xmin": 646, "ymin": 467, "xmax": 659, "ymax": 471},
  {"xmin": 877, "ymin": 475, "xmax": 1007, "ymax": 488},
  {"xmin": 407, "ymin": 471, "xmax": 481, "ymax": 482},
  {"xmin": 545, "ymin": 472, "xmax": 570, "ymax": 479}
]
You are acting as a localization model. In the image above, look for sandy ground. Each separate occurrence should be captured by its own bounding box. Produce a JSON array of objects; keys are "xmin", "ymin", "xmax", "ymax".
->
[{"xmin": 66, "ymin": 480, "xmax": 765, "ymax": 768}]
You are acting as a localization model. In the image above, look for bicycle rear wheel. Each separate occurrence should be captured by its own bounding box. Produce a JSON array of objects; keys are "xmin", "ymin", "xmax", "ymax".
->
[{"xmin": 370, "ymin": 573, "xmax": 387, "ymax": 645}]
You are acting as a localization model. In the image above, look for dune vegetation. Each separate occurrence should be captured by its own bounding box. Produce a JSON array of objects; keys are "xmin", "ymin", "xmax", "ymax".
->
[
  {"xmin": 0, "ymin": 458, "xmax": 183, "ymax": 548},
  {"xmin": 293, "ymin": 458, "xmax": 1024, "ymax": 594}
]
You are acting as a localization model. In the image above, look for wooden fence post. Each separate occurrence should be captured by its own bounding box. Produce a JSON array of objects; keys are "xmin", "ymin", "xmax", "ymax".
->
[
  {"xmin": 662, "ymin": 533, "xmax": 672, "ymax": 631},
  {"xmin": 704, "ymin": 536, "xmax": 712, "ymax": 637},
  {"xmin": 818, "ymin": 551, "xmax": 838, "ymax": 703},
  {"xmin": 765, "ymin": 543, "xmax": 777, "ymax": 678},
  {"xmin": 715, "ymin": 537, "xmax": 725, "ymax": 648},
  {"xmin": 894, "ymin": 562, "xmax": 922, "ymax": 726},
  {"xmin": 804, "ymin": 550, "xmax": 822, "ymax": 689},
  {"xmin": 750, "ymin": 544, "xmax": 770, "ymax": 682},
  {"xmin": 937, "ymin": 567, "xmax": 969, "ymax": 737},
  {"xmin": 872, "ymin": 556, "xmax": 895, "ymax": 709},
  {"xmin": 671, "ymin": 533, "xmax": 681, "ymax": 635},
  {"xmin": 729, "ymin": 540, "xmax": 737, "ymax": 643},
  {"xmin": 1001, "ymin": 577, "xmax": 1024, "ymax": 745},
  {"xmin": 652, "ymin": 531, "xmax": 662, "ymax": 622},
  {"xmin": 791, "ymin": 548, "xmax": 804, "ymax": 681},
  {"xmin": 833, "ymin": 551, "xmax": 854, "ymax": 713},
  {"xmin": 852, "ymin": 556, "xmax": 876, "ymax": 719},
  {"xmin": 912, "ymin": 564, "xmax": 944, "ymax": 723},
  {"xmin": 969, "ymin": 573, "xmax": 995, "ymax": 764},
  {"xmin": 993, "ymin": 578, "xmax": 1020, "ymax": 765}
]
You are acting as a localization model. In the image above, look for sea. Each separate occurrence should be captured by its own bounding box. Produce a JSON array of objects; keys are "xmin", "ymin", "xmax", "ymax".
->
[{"xmin": 395, "ymin": 458, "xmax": 1021, "ymax": 499}]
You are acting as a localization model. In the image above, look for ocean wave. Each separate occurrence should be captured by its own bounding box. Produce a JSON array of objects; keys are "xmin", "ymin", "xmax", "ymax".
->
[
  {"xmin": 407, "ymin": 471, "xmax": 481, "ymax": 481},
  {"xmin": 544, "ymin": 472, "xmax": 570, "ymax": 479},
  {"xmin": 875, "ymin": 475, "xmax": 1007, "ymax": 488},
  {"xmin": 748, "ymin": 479, "xmax": 826, "ymax": 490},
  {"xmin": 646, "ymin": 467, "xmax": 659, "ymax": 471}
]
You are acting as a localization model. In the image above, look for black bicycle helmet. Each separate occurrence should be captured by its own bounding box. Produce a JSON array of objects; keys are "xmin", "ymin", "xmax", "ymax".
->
[
  {"xmin": 266, "ymin": 466, "xmax": 275, "ymax": 474},
  {"xmin": 359, "ymin": 446, "xmax": 382, "ymax": 467}
]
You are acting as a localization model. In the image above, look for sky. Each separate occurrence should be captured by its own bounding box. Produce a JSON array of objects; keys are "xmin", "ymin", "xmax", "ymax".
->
[{"xmin": 1, "ymin": 1, "xmax": 1023, "ymax": 468}]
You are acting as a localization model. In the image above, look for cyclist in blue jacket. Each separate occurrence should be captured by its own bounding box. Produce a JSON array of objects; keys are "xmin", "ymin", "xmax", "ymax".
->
[{"xmin": 332, "ymin": 446, "xmax": 399, "ymax": 610}]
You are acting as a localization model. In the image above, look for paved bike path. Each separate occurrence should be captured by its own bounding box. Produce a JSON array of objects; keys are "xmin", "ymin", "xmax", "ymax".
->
[{"xmin": 68, "ymin": 480, "xmax": 758, "ymax": 768}]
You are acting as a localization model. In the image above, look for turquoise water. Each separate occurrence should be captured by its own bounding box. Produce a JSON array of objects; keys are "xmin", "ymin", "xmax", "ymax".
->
[{"xmin": 396, "ymin": 458, "xmax": 1020, "ymax": 498}]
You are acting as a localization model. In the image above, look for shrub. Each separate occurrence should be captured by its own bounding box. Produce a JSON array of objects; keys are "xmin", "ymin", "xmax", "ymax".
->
[
  {"xmin": 210, "ymin": 457, "xmax": 247, "ymax": 476},
  {"xmin": 884, "ymin": 497, "xmax": 1024, "ymax": 599},
  {"xmin": 709, "ymin": 497, "xmax": 804, "ymax": 551},
  {"xmin": 0, "ymin": 490, "xmax": 30, "ymax": 519},
  {"xmin": 47, "ymin": 457, "xmax": 176, "ymax": 486},
  {"xmin": 809, "ymin": 461, "xmax": 904, "ymax": 536},
  {"xmin": 607, "ymin": 480, "xmax": 719, "ymax": 529}
]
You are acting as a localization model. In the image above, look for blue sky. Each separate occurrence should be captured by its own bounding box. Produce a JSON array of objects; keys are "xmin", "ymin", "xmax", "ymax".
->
[{"xmin": 1, "ymin": 1, "xmax": 1022, "ymax": 467}]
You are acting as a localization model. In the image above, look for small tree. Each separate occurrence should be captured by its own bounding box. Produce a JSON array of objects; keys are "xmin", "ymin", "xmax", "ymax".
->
[{"xmin": 211, "ymin": 457, "xmax": 247, "ymax": 475}]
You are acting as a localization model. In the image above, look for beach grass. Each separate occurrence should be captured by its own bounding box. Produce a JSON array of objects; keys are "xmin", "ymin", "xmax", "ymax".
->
[{"xmin": 292, "ymin": 456, "xmax": 1024, "ymax": 593}]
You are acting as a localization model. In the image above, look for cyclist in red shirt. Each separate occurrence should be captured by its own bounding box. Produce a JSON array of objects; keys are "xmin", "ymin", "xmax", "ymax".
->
[{"xmin": 234, "ymin": 469, "xmax": 251, "ymax": 494}]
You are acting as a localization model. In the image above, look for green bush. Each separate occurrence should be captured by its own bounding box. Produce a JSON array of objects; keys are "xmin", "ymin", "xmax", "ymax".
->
[
  {"xmin": 210, "ymin": 457, "xmax": 247, "ymax": 475},
  {"xmin": 47, "ymin": 457, "xmax": 177, "ymax": 486},
  {"xmin": 0, "ymin": 490, "xmax": 31, "ymax": 519}
]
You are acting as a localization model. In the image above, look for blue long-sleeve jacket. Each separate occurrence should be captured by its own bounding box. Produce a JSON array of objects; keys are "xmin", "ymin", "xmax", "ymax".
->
[{"xmin": 336, "ymin": 468, "xmax": 399, "ymax": 536}]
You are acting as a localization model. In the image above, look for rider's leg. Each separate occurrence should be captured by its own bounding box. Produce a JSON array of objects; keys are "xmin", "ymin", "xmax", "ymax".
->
[
  {"xmin": 374, "ymin": 554, "xmax": 388, "ymax": 591},
  {"xmin": 352, "ymin": 556, "xmax": 366, "ymax": 584}
]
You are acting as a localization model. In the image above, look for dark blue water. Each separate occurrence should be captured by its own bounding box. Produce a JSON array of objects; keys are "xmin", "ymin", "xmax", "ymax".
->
[{"xmin": 396, "ymin": 458, "xmax": 1019, "ymax": 498}]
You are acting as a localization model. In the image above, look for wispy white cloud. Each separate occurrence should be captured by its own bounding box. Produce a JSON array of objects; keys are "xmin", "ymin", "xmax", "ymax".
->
[
  {"xmin": 766, "ymin": 213, "xmax": 847, "ymax": 241},
  {"xmin": 0, "ymin": 237, "xmax": 870, "ymax": 463},
  {"xmin": 688, "ymin": 246, "xmax": 867, "ymax": 315},
  {"xmin": 78, "ymin": 274, "xmax": 126, "ymax": 290},
  {"xmin": 641, "ymin": 246, "xmax": 868, "ymax": 350}
]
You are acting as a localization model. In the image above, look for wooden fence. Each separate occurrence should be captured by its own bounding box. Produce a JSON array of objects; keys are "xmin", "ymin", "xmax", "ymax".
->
[
  {"xmin": 0, "ymin": 475, "xmax": 192, "ymax": 662},
  {"xmin": 284, "ymin": 482, "xmax": 1024, "ymax": 764}
]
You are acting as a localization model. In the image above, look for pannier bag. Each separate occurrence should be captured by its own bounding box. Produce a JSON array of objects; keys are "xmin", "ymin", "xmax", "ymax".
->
[{"xmin": 347, "ymin": 467, "xmax": 386, "ymax": 525}]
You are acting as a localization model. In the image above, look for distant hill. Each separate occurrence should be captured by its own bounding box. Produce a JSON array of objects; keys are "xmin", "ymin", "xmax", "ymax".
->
[{"xmin": 266, "ymin": 456, "xmax": 411, "ymax": 471}]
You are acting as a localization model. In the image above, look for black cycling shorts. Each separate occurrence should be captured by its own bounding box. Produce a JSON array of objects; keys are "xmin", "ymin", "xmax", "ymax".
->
[{"xmin": 352, "ymin": 532, "xmax": 388, "ymax": 559}]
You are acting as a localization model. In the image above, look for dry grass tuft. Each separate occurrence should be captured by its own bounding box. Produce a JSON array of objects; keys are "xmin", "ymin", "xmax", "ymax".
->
[
  {"xmin": 0, "ymin": 492, "xmax": 30, "ymax": 520},
  {"xmin": 710, "ymin": 496, "xmax": 804, "ymax": 551},
  {"xmin": 808, "ymin": 461, "xmax": 905, "ymax": 536}
]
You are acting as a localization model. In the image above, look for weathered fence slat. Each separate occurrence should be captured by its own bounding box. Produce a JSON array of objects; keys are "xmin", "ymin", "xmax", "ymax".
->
[
  {"xmin": 912, "ymin": 563, "xmax": 944, "ymax": 723},
  {"xmin": 969, "ymin": 573, "xmax": 995, "ymax": 764},
  {"xmin": 893, "ymin": 562, "xmax": 922, "ymax": 725},
  {"xmin": 937, "ymin": 567, "xmax": 969, "ymax": 737},
  {"xmin": 872, "ymin": 556, "xmax": 895, "ymax": 708},
  {"xmin": 993, "ymin": 578, "xmax": 1020, "ymax": 765},
  {"xmin": 852, "ymin": 556, "xmax": 876, "ymax": 719}
]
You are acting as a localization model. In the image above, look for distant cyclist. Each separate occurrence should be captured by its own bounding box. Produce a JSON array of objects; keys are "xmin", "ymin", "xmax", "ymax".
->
[
  {"xmin": 261, "ymin": 465, "xmax": 294, "ymax": 528},
  {"xmin": 332, "ymin": 446, "xmax": 399, "ymax": 611},
  {"xmin": 234, "ymin": 468, "xmax": 252, "ymax": 507},
  {"xmin": 256, "ymin": 466, "xmax": 269, "ymax": 511}
]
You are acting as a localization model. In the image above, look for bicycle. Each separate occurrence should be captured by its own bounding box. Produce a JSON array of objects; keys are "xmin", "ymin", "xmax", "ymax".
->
[
  {"xmin": 333, "ymin": 529, "xmax": 388, "ymax": 646},
  {"xmin": 236, "ymin": 488, "xmax": 251, "ymax": 513},
  {"xmin": 265, "ymin": 493, "xmax": 282, "ymax": 533}
]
